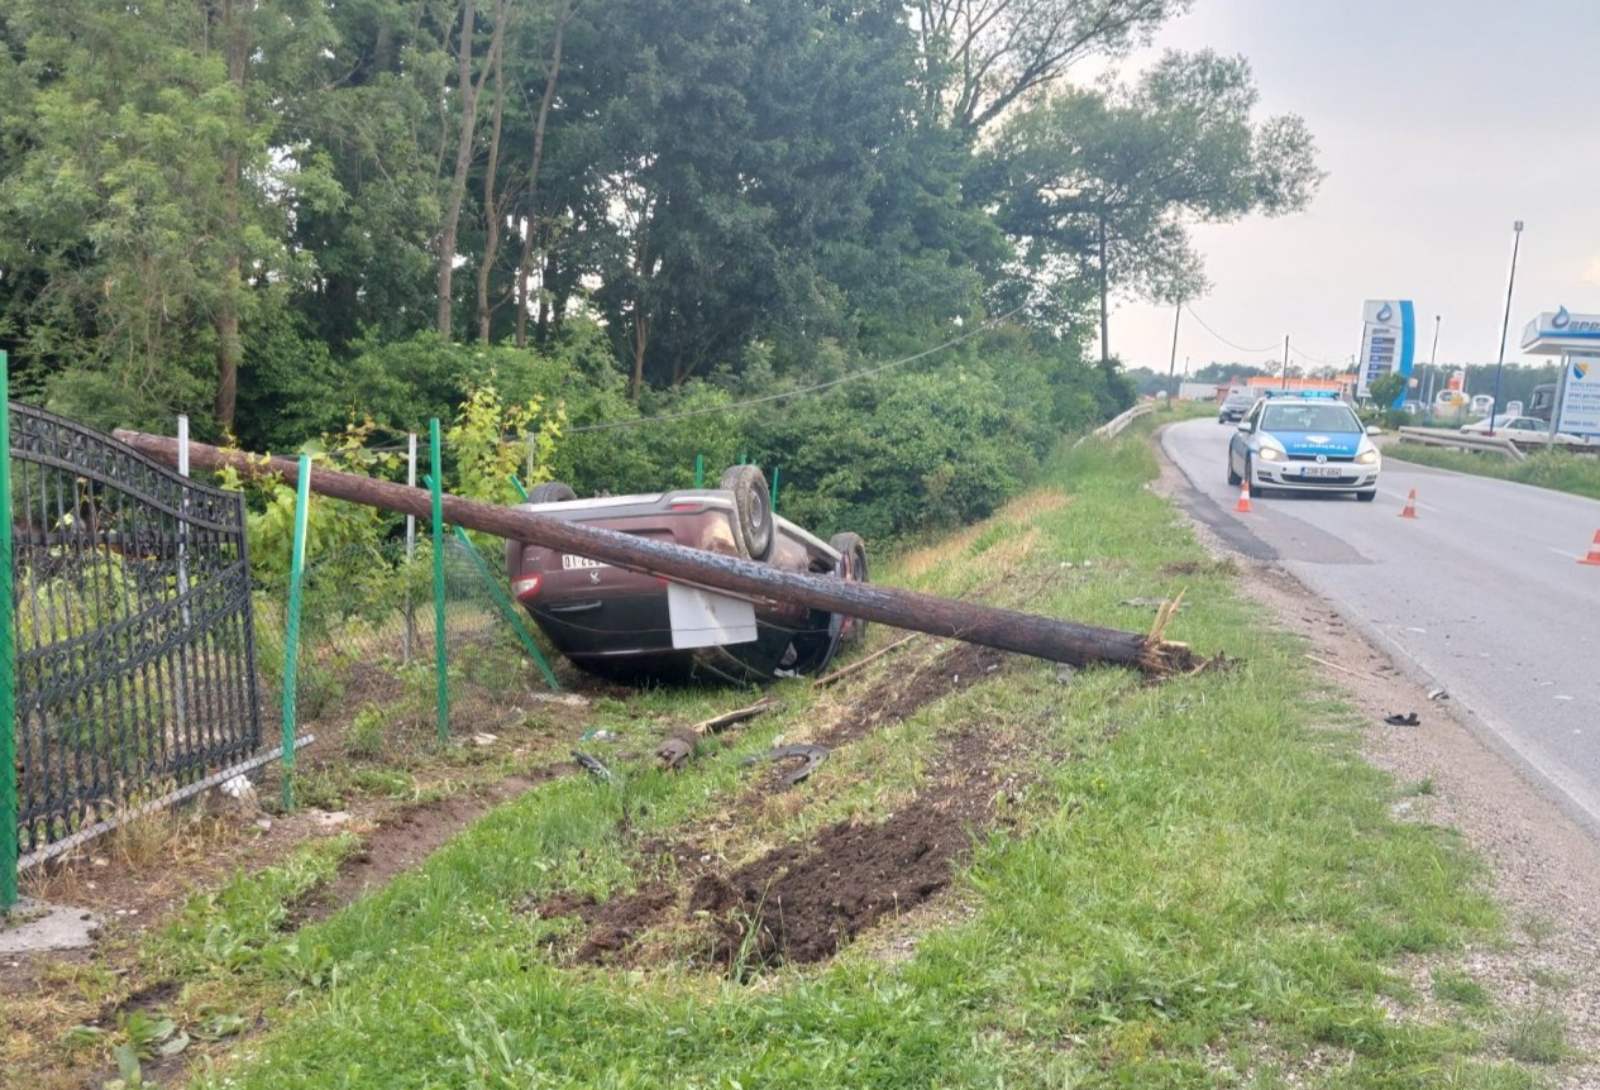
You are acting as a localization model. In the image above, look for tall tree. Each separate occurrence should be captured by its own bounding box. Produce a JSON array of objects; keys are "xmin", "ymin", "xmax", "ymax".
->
[
  {"xmin": 213, "ymin": 0, "xmax": 252, "ymax": 429},
  {"xmin": 910, "ymin": 0, "xmax": 1188, "ymax": 130},
  {"xmin": 474, "ymin": 2, "xmax": 510, "ymax": 343},
  {"xmin": 981, "ymin": 50, "xmax": 1322, "ymax": 352},
  {"xmin": 511, "ymin": 0, "xmax": 573, "ymax": 349},
  {"xmin": 0, "ymin": 0, "xmax": 337, "ymax": 431},
  {"xmin": 435, "ymin": 0, "xmax": 502, "ymax": 339}
]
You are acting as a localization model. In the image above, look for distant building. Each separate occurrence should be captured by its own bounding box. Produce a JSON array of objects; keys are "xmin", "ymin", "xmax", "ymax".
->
[
  {"xmin": 1177, "ymin": 381, "xmax": 1218, "ymax": 401},
  {"xmin": 1243, "ymin": 374, "xmax": 1357, "ymax": 399}
]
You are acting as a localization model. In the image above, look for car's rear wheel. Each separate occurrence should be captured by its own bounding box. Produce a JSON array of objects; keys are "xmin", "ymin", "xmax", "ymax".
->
[
  {"xmin": 527, "ymin": 481, "xmax": 577, "ymax": 504},
  {"xmin": 828, "ymin": 531, "xmax": 870, "ymax": 648},
  {"xmin": 719, "ymin": 465, "xmax": 774, "ymax": 560},
  {"xmin": 507, "ymin": 481, "xmax": 579, "ymax": 579}
]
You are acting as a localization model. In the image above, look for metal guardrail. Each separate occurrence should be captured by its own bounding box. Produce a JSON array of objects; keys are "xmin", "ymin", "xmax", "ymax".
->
[
  {"xmin": 1398, "ymin": 426, "xmax": 1600, "ymax": 460},
  {"xmin": 1396, "ymin": 427, "xmax": 1526, "ymax": 461},
  {"xmin": 1093, "ymin": 402, "xmax": 1155, "ymax": 441}
]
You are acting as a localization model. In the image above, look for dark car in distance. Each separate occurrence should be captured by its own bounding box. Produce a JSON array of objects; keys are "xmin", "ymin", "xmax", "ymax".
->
[
  {"xmin": 505, "ymin": 466, "xmax": 868, "ymax": 684},
  {"xmin": 1217, "ymin": 388, "xmax": 1256, "ymax": 423}
]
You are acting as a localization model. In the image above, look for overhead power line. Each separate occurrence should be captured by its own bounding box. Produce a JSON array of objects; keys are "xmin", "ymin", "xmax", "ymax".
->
[
  {"xmin": 567, "ymin": 301, "xmax": 1032, "ymax": 434},
  {"xmin": 1288, "ymin": 343, "xmax": 1339, "ymax": 367},
  {"xmin": 1182, "ymin": 305, "xmax": 1279, "ymax": 355}
]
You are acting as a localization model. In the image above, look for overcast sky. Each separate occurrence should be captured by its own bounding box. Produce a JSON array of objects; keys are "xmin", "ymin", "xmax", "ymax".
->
[{"xmin": 1098, "ymin": 0, "xmax": 1600, "ymax": 375}]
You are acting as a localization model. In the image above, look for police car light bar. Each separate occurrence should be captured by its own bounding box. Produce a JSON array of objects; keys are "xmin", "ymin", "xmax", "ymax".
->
[{"xmin": 1261, "ymin": 389, "xmax": 1343, "ymax": 400}]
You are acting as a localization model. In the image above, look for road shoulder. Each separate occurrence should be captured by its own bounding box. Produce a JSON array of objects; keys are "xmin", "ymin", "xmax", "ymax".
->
[{"xmin": 1154, "ymin": 421, "xmax": 1600, "ymax": 1085}]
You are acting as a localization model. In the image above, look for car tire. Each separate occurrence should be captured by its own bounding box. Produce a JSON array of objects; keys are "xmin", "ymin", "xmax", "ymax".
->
[
  {"xmin": 828, "ymin": 531, "xmax": 870, "ymax": 648},
  {"xmin": 526, "ymin": 481, "xmax": 577, "ymax": 504},
  {"xmin": 1245, "ymin": 455, "xmax": 1265, "ymax": 498},
  {"xmin": 719, "ymin": 464, "xmax": 774, "ymax": 560},
  {"xmin": 1227, "ymin": 457, "xmax": 1241, "ymax": 486},
  {"xmin": 1356, "ymin": 489, "xmax": 1376, "ymax": 502},
  {"xmin": 507, "ymin": 481, "xmax": 578, "ymax": 579}
]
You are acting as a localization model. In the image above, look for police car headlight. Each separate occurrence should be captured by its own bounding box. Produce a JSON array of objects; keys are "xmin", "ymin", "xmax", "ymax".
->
[
  {"xmin": 1259, "ymin": 447, "xmax": 1286, "ymax": 462},
  {"xmin": 1356, "ymin": 449, "xmax": 1380, "ymax": 466}
]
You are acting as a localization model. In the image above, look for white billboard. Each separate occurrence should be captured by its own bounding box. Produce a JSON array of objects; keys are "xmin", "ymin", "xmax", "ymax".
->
[{"xmin": 1556, "ymin": 353, "xmax": 1600, "ymax": 439}]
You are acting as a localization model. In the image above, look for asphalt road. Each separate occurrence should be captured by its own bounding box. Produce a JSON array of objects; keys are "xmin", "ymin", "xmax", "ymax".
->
[{"xmin": 1163, "ymin": 417, "xmax": 1600, "ymax": 832}]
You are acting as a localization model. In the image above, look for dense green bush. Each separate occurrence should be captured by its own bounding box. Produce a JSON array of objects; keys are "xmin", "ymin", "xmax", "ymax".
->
[{"xmin": 218, "ymin": 317, "xmax": 1133, "ymax": 554}]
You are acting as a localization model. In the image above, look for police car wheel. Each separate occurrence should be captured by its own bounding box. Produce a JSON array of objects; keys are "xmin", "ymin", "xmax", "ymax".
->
[{"xmin": 1227, "ymin": 459, "xmax": 1241, "ymax": 486}]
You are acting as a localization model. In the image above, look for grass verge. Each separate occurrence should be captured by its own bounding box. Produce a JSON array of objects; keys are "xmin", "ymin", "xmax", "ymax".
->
[
  {"xmin": 1388, "ymin": 442, "xmax": 1600, "ymax": 501},
  {"xmin": 33, "ymin": 421, "xmax": 1550, "ymax": 1089}
]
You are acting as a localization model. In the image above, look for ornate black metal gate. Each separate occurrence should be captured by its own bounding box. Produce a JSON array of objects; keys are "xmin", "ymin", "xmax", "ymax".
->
[{"xmin": 8, "ymin": 404, "xmax": 261, "ymax": 861}]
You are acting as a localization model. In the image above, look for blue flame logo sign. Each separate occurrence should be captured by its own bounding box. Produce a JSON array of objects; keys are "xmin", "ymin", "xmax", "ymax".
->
[
  {"xmin": 1553, "ymin": 305, "xmax": 1571, "ymax": 330},
  {"xmin": 1375, "ymin": 302, "xmax": 1394, "ymax": 323}
]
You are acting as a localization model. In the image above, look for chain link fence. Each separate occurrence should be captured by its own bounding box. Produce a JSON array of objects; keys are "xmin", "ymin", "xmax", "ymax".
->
[{"xmin": 254, "ymin": 532, "xmax": 558, "ymax": 768}]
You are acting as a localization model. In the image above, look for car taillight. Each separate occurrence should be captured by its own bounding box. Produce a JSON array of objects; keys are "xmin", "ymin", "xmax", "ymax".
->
[{"xmin": 512, "ymin": 574, "xmax": 542, "ymax": 600}]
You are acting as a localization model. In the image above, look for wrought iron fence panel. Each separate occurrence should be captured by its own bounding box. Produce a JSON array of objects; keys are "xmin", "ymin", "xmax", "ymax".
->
[{"xmin": 8, "ymin": 404, "xmax": 261, "ymax": 857}]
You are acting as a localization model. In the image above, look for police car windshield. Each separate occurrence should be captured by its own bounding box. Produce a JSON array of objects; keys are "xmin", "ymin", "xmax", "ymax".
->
[{"xmin": 1261, "ymin": 403, "xmax": 1361, "ymax": 434}]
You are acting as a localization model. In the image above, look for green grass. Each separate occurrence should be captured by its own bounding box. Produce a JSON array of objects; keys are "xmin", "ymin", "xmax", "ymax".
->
[
  {"xmin": 1505, "ymin": 1006, "xmax": 1568, "ymax": 1064},
  {"xmin": 1434, "ymin": 969, "xmax": 1491, "ymax": 1009},
  {"xmin": 143, "ymin": 424, "xmax": 1533, "ymax": 1089},
  {"xmin": 1388, "ymin": 442, "xmax": 1600, "ymax": 501},
  {"xmin": 148, "ymin": 834, "xmax": 360, "ymax": 977}
]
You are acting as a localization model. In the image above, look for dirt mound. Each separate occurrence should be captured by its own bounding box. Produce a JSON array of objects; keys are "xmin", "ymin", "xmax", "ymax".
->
[
  {"xmin": 531, "ymin": 645, "xmax": 1021, "ymax": 971},
  {"xmin": 691, "ymin": 790, "xmax": 984, "ymax": 969},
  {"xmin": 818, "ymin": 642, "xmax": 1010, "ymax": 749},
  {"xmin": 555, "ymin": 883, "xmax": 680, "ymax": 962}
]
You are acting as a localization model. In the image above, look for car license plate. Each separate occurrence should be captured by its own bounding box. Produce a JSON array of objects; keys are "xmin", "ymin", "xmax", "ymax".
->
[
  {"xmin": 561, "ymin": 554, "xmax": 608, "ymax": 570},
  {"xmin": 1299, "ymin": 466, "xmax": 1342, "ymax": 478}
]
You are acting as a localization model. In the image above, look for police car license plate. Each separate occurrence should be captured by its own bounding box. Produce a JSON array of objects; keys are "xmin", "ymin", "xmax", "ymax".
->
[
  {"xmin": 561, "ymin": 554, "xmax": 608, "ymax": 570},
  {"xmin": 1299, "ymin": 466, "xmax": 1342, "ymax": 478}
]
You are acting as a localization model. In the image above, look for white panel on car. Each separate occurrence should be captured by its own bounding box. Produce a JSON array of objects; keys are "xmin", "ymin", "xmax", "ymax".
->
[{"xmin": 666, "ymin": 583, "xmax": 758, "ymax": 649}]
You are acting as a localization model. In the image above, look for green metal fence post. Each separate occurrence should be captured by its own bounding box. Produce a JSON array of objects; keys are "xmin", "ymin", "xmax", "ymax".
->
[
  {"xmin": 694, "ymin": 453, "xmax": 704, "ymax": 488},
  {"xmin": 1, "ymin": 351, "xmax": 17, "ymax": 910},
  {"xmin": 280, "ymin": 453, "xmax": 312, "ymax": 812},
  {"xmin": 770, "ymin": 466, "xmax": 780, "ymax": 512},
  {"xmin": 450, "ymin": 526, "xmax": 561, "ymax": 690},
  {"xmin": 507, "ymin": 473, "xmax": 529, "ymax": 501},
  {"xmin": 429, "ymin": 419, "xmax": 449, "ymax": 742}
]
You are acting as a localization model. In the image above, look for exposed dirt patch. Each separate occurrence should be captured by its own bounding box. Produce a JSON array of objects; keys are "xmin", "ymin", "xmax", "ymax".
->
[
  {"xmin": 290, "ymin": 762, "xmax": 574, "ymax": 928},
  {"xmin": 816, "ymin": 641, "xmax": 1012, "ymax": 750},
  {"xmin": 691, "ymin": 780, "xmax": 993, "ymax": 970},
  {"xmin": 539, "ymin": 883, "xmax": 681, "ymax": 963},
  {"xmin": 539, "ymin": 721, "xmax": 1017, "ymax": 974}
]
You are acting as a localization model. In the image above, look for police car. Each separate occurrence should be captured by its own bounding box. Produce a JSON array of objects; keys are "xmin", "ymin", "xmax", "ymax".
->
[{"xmin": 1226, "ymin": 391, "xmax": 1381, "ymax": 501}]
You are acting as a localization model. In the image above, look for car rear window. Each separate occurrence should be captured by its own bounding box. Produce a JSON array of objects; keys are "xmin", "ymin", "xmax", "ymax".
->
[{"xmin": 1261, "ymin": 403, "xmax": 1361, "ymax": 433}]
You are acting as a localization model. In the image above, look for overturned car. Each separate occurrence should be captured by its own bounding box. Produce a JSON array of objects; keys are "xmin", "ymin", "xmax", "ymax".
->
[{"xmin": 505, "ymin": 465, "xmax": 868, "ymax": 684}]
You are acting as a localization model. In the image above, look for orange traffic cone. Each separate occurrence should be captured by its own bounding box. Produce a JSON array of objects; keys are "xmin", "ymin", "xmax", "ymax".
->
[
  {"xmin": 1234, "ymin": 481, "xmax": 1253, "ymax": 513},
  {"xmin": 1399, "ymin": 488, "xmax": 1418, "ymax": 519},
  {"xmin": 1580, "ymin": 531, "xmax": 1600, "ymax": 566}
]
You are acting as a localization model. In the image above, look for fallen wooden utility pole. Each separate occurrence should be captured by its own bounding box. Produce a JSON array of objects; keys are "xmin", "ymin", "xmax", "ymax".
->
[{"xmin": 116, "ymin": 431, "xmax": 1198, "ymax": 675}]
